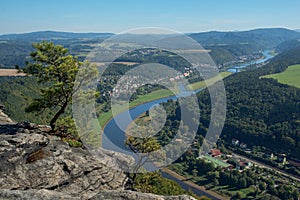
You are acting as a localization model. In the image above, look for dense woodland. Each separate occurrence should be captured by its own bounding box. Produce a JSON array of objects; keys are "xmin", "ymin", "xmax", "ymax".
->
[
  {"xmin": 158, "ymin": 46, "xmax": 300, "ymax": 160},
  {"xmin": 144, "ymin": 47, "xmax": 300, "ymax": 199},
  {"xmin": 0, "ymin": 76, "xmax": 53, "ymax": 123}
]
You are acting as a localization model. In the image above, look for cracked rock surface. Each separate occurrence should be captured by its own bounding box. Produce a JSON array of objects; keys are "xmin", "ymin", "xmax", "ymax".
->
[{"xmin": 0, "ymin": 112, "xmax": 195, "ymax": 200}]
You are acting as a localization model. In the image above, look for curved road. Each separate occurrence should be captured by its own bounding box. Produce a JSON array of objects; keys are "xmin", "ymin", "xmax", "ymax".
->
[{"xmin": 233, "ymin": 152, "xmax": 300, "ymax": 182}]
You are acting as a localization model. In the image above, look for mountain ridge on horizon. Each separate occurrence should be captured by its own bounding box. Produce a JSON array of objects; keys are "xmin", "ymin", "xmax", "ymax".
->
[
  {"xmin": 1, "ymin": 27, "xmax": 299, "ymax": 38},
  {"xmin": 0, "ymin": 27, "xmax": 300, "ymax": 68}
]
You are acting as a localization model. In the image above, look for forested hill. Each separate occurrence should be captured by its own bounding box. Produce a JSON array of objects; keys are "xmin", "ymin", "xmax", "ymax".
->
[
  {"xmin": 0, "ymin": 31, "xmax": 114, "ymax": 41},
  {"xmin": 1, "ymin": 28, "xmax": 300, "ymax": 68},
  {"xmin": 0, "ymin": 31, "xmax": 114, "ymax": 68},
  {"xmin": 190, "ymin": 28, "xmax": 300, "ymax": 49},
  {"xmin": 198, "ymin": 47, "xmax": 300, "ymax": 159},
  {"xmin": 256, "ymin": 46, "xmax": 300, "ymax": 75},
  {"xmin": 275, "ymin": 39, "xmax": 300, "ymax": 53},
  {"xmin": 191, "ymin": 28, "xmax": 300, "ymax": 64}
]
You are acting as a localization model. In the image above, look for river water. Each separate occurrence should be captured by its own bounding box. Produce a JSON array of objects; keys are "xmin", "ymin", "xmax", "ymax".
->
[
  {"xmin": 227, "ymin": 50, "xmax": 274, "ymax": 73},
  {"xmin": 102, "ymin": 85, "xmax": 221, "ymax": 198},
  {"xmin": 102, "ymin": 51, "xmax": 274, "ymax": 199},
  {"xmin": 102, "ymin": 84, "xmax": 201, "ymax": 154}
]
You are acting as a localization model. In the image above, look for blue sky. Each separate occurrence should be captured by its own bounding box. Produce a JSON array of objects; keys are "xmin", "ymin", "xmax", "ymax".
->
[{"xmin": 0, "ymin": 0, "xmax": 299, "ymax": 34}]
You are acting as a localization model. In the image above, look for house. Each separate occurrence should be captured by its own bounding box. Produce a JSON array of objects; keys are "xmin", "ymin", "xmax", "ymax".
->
[
  {"xmin": 209, "ymin": 149, "xmax": 223, "ymax": 157},
  {"xmin": 244, "ymin": 161, "xmax": 253, "ymax": 168},
  {"xmin": 175, "ymin": 139, "xmax": 183, "ymax": 143},
  {"xmin": 237, "ymin": 161, "xmax": 246, "ymax": 170},
  {"xmin": 277, "ymin": 154, "xmax": 287, "ymax": 164},
  {"xmin": 232, "ymin": 138, "xmax": 239, "ymax": 146},
  {"xmin": 183, "ymin": 72, "xmax": 189, "ymax": 77},
  {"xmin": 264, "ymin": 152, "xmax": 274, "ymax": 159},
  {"xmin": 240, "ymin": 142, "xmax": 247, "ymax": 149}
]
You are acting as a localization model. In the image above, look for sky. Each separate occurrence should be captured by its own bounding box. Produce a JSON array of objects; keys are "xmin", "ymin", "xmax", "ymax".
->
[{"xmin": 0, "ymin": 0, "xmax": 299, "ymax": 34}]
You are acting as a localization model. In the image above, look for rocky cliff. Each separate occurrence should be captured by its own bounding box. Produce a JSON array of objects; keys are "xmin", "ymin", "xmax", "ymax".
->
[{"xmin": 0, "ymin": 111, "xmax": 195, "ymax": 200}]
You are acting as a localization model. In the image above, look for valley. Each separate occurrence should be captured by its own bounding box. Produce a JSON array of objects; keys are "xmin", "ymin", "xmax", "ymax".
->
[{"xmin": 0, "ymin": 28, "xmax": 300, "ymax": 200}]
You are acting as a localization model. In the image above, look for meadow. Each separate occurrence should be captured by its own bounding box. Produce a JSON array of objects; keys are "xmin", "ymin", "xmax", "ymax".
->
[{"xmin": 262, "ymin": 64, "xmax": 300, "ymax": 88}]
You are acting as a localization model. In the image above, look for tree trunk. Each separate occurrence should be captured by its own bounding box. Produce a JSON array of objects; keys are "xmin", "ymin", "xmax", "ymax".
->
[{"xmin": 50, "ymin": 100, "xmax": 68, "ymax": 130}]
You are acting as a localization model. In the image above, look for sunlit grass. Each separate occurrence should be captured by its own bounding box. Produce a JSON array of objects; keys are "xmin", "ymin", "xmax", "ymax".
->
[
  {"xmin": 186, "ymin": 72, "xmax": 232, "ymax": 91},
  {"xmin": 262, "ymin": 64, "xmax": 300, "ymax": 88},
  {"xmin": 98, "ymin": 88, "xmax": 175, "ymax": 128}
]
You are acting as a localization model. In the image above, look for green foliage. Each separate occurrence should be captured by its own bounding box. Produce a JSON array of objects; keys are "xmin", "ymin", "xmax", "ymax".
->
[
  {"xmin": 62, "ymin": 138, "xmax": 83, "ymax": 148},
  {"xmin": 126, "ymin": 136, "xmax": 161, "ymax": 154},
  {"xmin": 55, "ymin": 116, "xmax": 82, "ymax": 147},
  {"xmin": 134, "ymin": 172, "xmax": 186, "ymax": 195},
  {"xmin": 133, "ymin": 172, "xmax": 209, "ymax": 200},
  {"xmin": 126, "ymin": 136, "xmax": 164, "ymax": 177},
  {"xmin": 24, "ymin": 41, "xmax": 97, "ymax": 129},
  {"xmin": 55, "ymin": 116, "xmax": 77, "ymax": 137},
  {"xmin": 0, "ymin": 76, "xmax": 53, "ymax": 124},
  {"xmin": 0, "ymin": 40, "xmax": 33, "ymax": 68},
  {"xmin": 157, "ymin": 47, "xmax": 300, "ymax": 199}
]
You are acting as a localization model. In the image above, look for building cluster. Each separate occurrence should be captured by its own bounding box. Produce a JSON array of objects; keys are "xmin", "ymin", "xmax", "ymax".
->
[
  {"xmin": 199, "ymin": 147, "xmax": 253, "ymax": 171},
  {"xmin": 218, "ymin": 53, "xmax": 262, "ymax": 69},
  {"xmin": 232, "ymin": 138, "xmax": 248, "ymax": 149}
]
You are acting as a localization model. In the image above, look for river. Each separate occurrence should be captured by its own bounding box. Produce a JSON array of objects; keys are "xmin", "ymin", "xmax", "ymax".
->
[
  {"xmin": 227, "ymin": 50, "xmax": 274, "ymax": 73},
  {"xmin": 102, "ymin": 84, "xmax": 201, "ymax": 154},
  {"xmin": 102, "ymin": 50, "xmax": 274, "ymax": 199}
]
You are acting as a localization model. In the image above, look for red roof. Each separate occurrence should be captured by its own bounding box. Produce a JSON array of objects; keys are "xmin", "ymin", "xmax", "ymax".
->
[{"xmin": 210, "ymin": 149, "xmax": 222, "ymax": 157}]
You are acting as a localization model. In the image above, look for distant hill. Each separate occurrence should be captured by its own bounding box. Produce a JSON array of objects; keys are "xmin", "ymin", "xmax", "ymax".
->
[
  {"xmin": 0, "ymin": 31, "xmax": 115, "ymax": 68},
  {"xmin": 189, "ymin": 28, "xmax": 300, "ymax": 65},
  {"xmin": 0, "ymin": 31, "xmax": 114, "ymax": 41},
  {"xmin": 1, "ymin": 28, "xmax": 300, "ymax": 68},
  {"xmin": 275, "ymin": 39, "xmax": 300, "ymax": 52},
  {"xmin": 190, "ymin": 28, "xmax": 300, "ymax": 49}
]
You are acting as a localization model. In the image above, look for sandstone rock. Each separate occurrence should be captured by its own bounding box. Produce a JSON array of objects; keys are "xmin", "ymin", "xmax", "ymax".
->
[
  {"xmin": 90, "ymin": 190, "xmax": 196, "ymax": 200},
  {"xmin": 0, "ymin": 109, "xmax": 14, "ymax": 124},
  {"xmin": 0, "ymin": 111, "xmax": 195, "ymax": 200},
  {"xmin": 0, "ymin": 189, "xmax": 80, "ymax": 200},
  {"xmin": 0, "ymin": 126, "xmax": 127, "ymax": 199},
  {"xmin": 0, "ymin": 189, "xmax": 196, "ymax": 200}
]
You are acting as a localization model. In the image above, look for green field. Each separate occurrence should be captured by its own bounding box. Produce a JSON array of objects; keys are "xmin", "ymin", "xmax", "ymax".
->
[
  {"xmin": 262, "ymin": 64, "xmax": 300, "ymax": 88},
  {"xmin": 200, "ymin": 155, "xmax": 230, "ymax": 168},
  {"xmin": 186, "ymin": 71, "xmax": 232, "ymax": 91},
  {"xmin": 98, "ymin": 89, "xmax": 175, "ymax": 128}
]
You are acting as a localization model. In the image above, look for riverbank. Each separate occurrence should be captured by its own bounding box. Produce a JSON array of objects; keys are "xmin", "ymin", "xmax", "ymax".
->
[
  {"xmin": 161, "ymin": 168, "xmax": 229, "ymax": 200},
  {"xmin": 99, "ymin": 71, "xmax": 232, "ymax": 128},
  {"xmin": 125, "ymin": 111, "xmax": 228, "ymax": 200},
  {"xmin": 98, "ymin": 88, "xmax": 175, "ymax": 128},
  {"xmin": 186, "ymin": 71, "xmax": 231, "ymax": 91}
]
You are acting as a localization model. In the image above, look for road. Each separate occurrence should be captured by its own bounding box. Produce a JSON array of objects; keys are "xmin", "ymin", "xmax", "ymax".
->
[
  {"xmin": 232, "ymin": 152, "xmax": 300, "ymax": 182},
  {"xmin": 161, "ymin": 168, "xmax": 229, "ymax": 200}
]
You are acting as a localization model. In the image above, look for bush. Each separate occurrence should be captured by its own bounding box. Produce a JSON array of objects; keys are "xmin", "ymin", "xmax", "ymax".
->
[{"xmin": 55, "ymin": 116, "xmax": 82, "ymax": 147}]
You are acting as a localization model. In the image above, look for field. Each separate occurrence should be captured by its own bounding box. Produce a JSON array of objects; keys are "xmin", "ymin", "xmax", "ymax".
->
[
  {"xmin": 186, "ymin": 71, "xmax": 232, "ymax": 91},
  {"xmin": 0, "ymin": 69, "xmax": 26, "ymax": 76},
  {"xmin": 200, "ymin": 155, "xmax": 230, "ymax": 168},
  {"xmin": 262, "ymin": 64, "xmax": 300, "ymax": 88},
  {"xmin": 98, "ymin": 88, "xmax": 175, "ymax": 128}
]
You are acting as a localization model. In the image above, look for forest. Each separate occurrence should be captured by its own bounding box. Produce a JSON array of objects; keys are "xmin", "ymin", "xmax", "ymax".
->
[{"xmin": 156, "ymin": 46, "xmax": 300, "ymax": 160}]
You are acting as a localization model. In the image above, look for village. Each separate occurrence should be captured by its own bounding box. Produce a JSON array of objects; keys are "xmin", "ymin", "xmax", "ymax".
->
[
  {"xmin": 197, "ymin": 138, "xmax": 292, "ymax": 173},
  {"xmin": 102, "ymin": 66, "xmax": 196, "ymax": 99}
]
